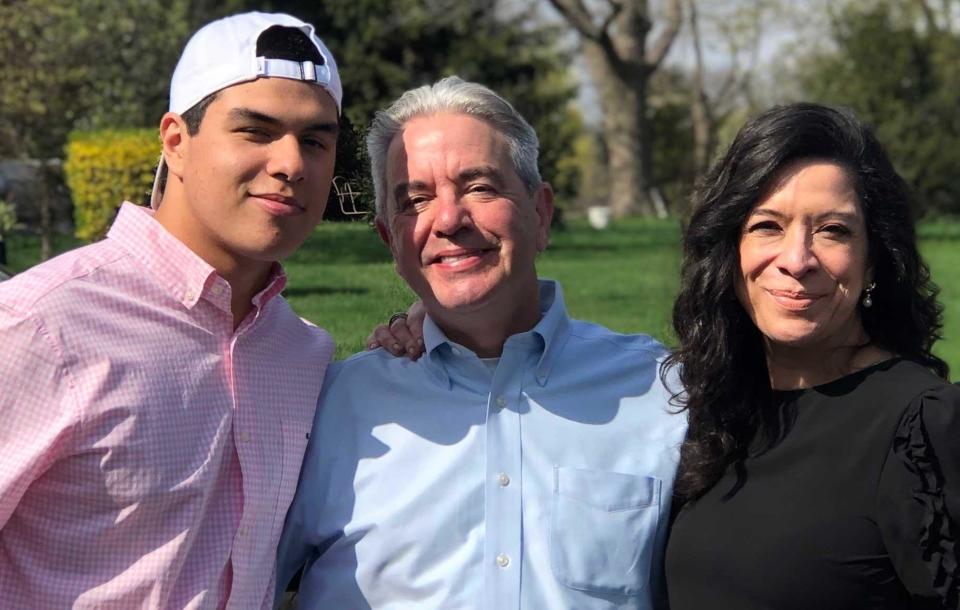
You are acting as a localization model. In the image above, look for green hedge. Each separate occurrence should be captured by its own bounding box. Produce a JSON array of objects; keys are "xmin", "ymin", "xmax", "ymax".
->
[{"xmin": 65, "ymin": 129, "xmax": 158, "ymax": 241}]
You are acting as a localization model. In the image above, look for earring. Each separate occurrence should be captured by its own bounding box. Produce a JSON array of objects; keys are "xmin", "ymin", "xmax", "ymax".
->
[{"xmin": 862, "ymin": 282, "xmax": 876, "ymax": 308}]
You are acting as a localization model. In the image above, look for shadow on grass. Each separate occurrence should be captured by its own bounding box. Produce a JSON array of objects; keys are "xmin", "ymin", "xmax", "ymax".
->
[{"xmin": 284, "ymin": 286, "xmax": 370, "ymax": 298}]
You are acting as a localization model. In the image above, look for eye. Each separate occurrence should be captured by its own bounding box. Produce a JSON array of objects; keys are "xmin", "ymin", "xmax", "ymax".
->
[
  {"xmin": 302, "ymin": 137, "xmax": 328, "ymax": 150},
  {"xmin": 818, "ymin": 223, "xmax": 852, "ymax": 237},
  {"xmin": 235, "ymin": 126, "xmax": 271, "ymax": 140},
  {"xmin": 745, "ymin": 220, "xmax": 781, "ymax": 234},
  {"xmin": 397, "ymin": 195, "xmax": 429, "ymax": 213},
  {"xmin": 465, "ymin": 183, "xmax": 499, "ymax": 199}
]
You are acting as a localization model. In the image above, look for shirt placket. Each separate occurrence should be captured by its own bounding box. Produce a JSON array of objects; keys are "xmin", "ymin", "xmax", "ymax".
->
[
  {"xmin": 225, "ymin": 309, "xmax": 261, "ymax": 608},
  {"xmin": 483, "ymin": 345, "xmax": 525, "ymax": 610}
]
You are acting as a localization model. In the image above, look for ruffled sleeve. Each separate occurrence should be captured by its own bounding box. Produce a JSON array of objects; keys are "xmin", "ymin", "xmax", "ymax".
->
[{"xmin": 878, "ymin": 382, "xmax": 960, "ymax": 609}]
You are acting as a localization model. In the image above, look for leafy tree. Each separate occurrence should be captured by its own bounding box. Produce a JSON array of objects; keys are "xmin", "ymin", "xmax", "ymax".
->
[
  {"xmin": 1, "ymin": 0, "xmax": 581, "ymax": 223},
  {"xmin": 256, "ymin": 0, "xmax": 583, "ymax": 215},
  {"xmin": 0, "ymin": 0, "xmax": 193, "ymax": 159},
  {"xmin": 684, "ymin": 0, "xmax": 778, "ymax": 180},
  {"xmin": 796, "ymin": 2, "xmax": 960, "ymax": 215}
]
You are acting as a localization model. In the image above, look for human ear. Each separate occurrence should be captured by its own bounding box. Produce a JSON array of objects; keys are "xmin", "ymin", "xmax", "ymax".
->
[
  {"xmin": 374, "ymin": 215, "xmax": 405, "ymax": 276},
  {"xmin": 159, "ymin": 112, "xmax": 189, "ymax": 180},
  {"xmin": 534, "ymin": 182, "xmax": 555, "ymax": 252},
  {"xmin": 375, "ymin": 216, "xmax": 393, "ymax": 248}
]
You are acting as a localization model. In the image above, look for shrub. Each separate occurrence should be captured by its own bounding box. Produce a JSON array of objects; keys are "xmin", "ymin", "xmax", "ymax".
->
[
  {"xmin": 0, "ymin": 198, "xmax": 16, "ymax": 239},
  {"xmin": 65, "ymin": 129, "xmax": 158, "ymax": 241}
]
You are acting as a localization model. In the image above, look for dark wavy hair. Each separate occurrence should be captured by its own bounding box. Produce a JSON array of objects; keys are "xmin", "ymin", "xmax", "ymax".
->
[{"xmin": 663, "ymin": 103, "xmax": 947, "ymax": 504}]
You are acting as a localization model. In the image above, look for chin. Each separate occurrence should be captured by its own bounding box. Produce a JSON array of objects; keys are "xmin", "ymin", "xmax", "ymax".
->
[
  {"xmin": 433, "ymin": 296, "xmax": 492, "ymax": 313},
  {"xmin": 762, "ymin": 327, "xmax": 829, "ymax": 350},
  {"xmin": 247, "ymin": 232, "xmax": 308, "ymax": 261},
  {"xmin": 427, "ymin": 286, "xmax": 501, "ymax": 314}
]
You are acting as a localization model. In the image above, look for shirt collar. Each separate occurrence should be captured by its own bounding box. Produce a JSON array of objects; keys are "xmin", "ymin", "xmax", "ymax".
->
[
  {"xmin": 106, "ymin": 202, "xmax": 287, "ymax": 311},
  {"xmin": 420, "ymin": 279, "xmax": 571, "ymax": 389},
  {"xmin": 528, "ymin": 279, "xmax": 571, "ymax": 386}
]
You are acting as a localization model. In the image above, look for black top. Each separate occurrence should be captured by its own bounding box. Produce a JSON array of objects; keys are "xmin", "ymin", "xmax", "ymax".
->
[{"xmin": 665, "ymin": 359, "xmax": 960, "ymax": 610}]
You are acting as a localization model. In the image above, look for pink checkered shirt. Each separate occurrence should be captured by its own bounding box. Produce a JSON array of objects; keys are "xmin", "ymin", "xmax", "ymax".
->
[{"xmin": 0, "ymin": 202, "xmax": 333, "ymax": 609}]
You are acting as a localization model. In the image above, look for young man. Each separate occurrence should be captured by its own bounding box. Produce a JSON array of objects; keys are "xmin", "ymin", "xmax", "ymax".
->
[
  {"xmin": 277, "ymin": 77, "xmax": 686, "ymax": 610},
  {"xmin": 0, "ymin": 12, "xmax": 340, "ymax": 608}
]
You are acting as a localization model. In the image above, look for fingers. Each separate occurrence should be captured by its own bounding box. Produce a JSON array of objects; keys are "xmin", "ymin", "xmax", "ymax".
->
[
  {"xmin": 366, "ymin": 325, "xmax": 402, "ymax": 356},
  {"xmin": 388, "ymin": 319, "xmax": 422, "ymax": 359},
  {"xmin": 365, "ymin": 317, "xmax": 425, "ymax": 360}
]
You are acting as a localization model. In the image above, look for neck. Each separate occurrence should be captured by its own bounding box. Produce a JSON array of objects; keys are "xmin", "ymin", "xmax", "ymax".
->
[
  {"xmin": 154, "ymin": 196, "xmax": 273, "ymax": 329},
  {"xmin": 431, "ymin": 284, "xmax": 543, "ymax": 358},
  {"xmin": 223, "ymin": 263, "xmax": 274, "ymax": 329},
  {"xmin": 764, "ymin": 327, "xmax": 892, "ymax": 390}
]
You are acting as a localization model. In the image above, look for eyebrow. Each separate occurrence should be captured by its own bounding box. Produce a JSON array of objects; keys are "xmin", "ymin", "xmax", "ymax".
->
[
  {"xmin": 458, "ymin": 165, "xmax": 506, "ymax": 185},
  {"xmin": 392, "ymin": 180, "xmax": 427, "ymax": 204},
  {"xmin": 391, "ymin": 166, "xmax": 507, "ymax": 205},
  {"xmin": 748, "ymin": 207, "xmax": 861, "ymax": 223},
  {"xmin": 227, "ymin": 107, "xmax": 339, "ymax": 134}
]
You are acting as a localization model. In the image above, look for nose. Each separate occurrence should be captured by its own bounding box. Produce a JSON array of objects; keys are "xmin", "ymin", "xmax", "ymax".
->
[
  {"xmin": 777, "ymin": 228, "xmax": 819, "ymax": 278},
  {"xmin": 266, "ymin": 134, "xmax": 305, "ymax": 184},
  {"xmin": 431, "ymin": 190, "xmax": 469, "ymax": 236}
]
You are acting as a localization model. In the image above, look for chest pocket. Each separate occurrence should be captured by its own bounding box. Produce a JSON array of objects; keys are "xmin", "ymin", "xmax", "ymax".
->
[{"xmin": 550, "ymin": 466, "xmax": 661, "ymax": 597}]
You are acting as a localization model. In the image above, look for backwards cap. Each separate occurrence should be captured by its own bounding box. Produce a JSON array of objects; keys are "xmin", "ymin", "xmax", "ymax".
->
[{"xmin": 151, "ymin": 11, "xmax": 342, "ymax": 208}]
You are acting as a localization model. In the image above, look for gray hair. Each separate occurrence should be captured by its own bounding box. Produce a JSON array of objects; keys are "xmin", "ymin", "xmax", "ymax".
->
[{"xmin": 367, "ymin": 76, "xmax": 542, "ymax": 218}]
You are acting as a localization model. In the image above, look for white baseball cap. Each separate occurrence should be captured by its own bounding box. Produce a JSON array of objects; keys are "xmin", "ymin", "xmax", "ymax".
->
[{"xmin": 151, "ymin": 11, "xmax": 342, "ymax": 208}]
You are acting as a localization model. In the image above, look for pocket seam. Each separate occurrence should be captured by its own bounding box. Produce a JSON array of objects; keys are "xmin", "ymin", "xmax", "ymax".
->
[
  {"xmin": 549, "ymin": 467, "xmax": 661, "ymax": 596},
  {"xmin": 554, "ymin": 466, "xmax": 659, "ymax": 511},
  {"xmin": 555, "ymin": 494, "xmax": 657, "ymax": 512}
]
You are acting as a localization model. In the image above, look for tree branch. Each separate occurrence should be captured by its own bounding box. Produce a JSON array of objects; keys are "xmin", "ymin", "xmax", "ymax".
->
[
  {"xmin": 547, "ymin": 0, "xmax": 602, "ymax": 40},
  {"xmin": 916, "ymin": 0, "xmax": 941, "ymax": 34},
  {"xmin": 600, "ymin": 0, "xmax": 625, "ymax": 35},
  {"xmin": 646, "ymin": 0, "xmax": 682, "ymax": 68},
  {"xmin": 689, "ymin": 0, "xmax": 707, "ymax": 97}
]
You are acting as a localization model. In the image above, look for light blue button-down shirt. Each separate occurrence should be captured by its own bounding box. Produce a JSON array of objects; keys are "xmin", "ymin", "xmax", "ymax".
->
[{"xmin": 277, "ymin": 280, "xmax": 687, "ymax": 609}]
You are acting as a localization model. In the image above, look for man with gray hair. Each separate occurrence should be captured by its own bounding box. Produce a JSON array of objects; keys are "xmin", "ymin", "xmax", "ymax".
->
[{"xmin": 276, "ymin": 76, "xmax": 686, "ymax": 609}]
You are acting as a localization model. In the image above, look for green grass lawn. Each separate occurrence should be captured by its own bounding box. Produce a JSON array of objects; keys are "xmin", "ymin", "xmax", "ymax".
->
[{"xmin": 6, "ymin": 217, "xmax": 960, "ymax": 371}]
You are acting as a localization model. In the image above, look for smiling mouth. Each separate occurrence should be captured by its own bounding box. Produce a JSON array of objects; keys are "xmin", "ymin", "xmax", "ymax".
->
[
  {"xmin": 250, "ymin": 193, "xmax": 304, "ymax": 215},
  {"xmin": 767, "ymin": 289, "xmax": 822, "ymax": 310},
  {"xmin": 429, "ymin": 248, "xmax": 496, "ymax": 268}
]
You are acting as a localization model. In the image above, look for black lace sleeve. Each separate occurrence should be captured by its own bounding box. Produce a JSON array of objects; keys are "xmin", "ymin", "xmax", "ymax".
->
[{"xmin": 878, "ymin": 382, "xmax": 960, "ymax": 609}]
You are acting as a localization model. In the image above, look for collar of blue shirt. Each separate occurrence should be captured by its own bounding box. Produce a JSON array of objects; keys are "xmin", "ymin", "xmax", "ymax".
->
[{"xmin": 419, "ymin": 279, "xmax": 570, "ymax": 391}]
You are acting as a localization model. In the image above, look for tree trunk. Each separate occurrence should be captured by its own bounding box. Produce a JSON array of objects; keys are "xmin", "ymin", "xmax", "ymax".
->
[
  {"xmin": 585, "ymin": 41, "xmax": 653, "ymax": 217},
  {"xmin": 39, "ymin": 160, "xmax": 54, "ymax": 261},
  {"xmin": 547, "ymin": 0, "xmax": 682, "ymax": 218},
  {"xmin": 688, "ymin": 0, "xmax": 715, "ymax": 180}
]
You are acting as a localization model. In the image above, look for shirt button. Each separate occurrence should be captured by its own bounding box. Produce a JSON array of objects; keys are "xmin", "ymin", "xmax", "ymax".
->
[
  {"xmin": 496, "ymin": 395, "xmax": 506, "ymax": 407},
  {"xmin": 497, "ymin": 472, "xmax": 510, "ymax": 487},
  {"xmin": 185, "ymin": 291, "xmax": 195, "ymax": 301},
  {"xmin": 451, "ymin": 347, "xmax": 462, "ymax": 356},
  {"xmin": 496, "ymin": 553, "xmax": 510, "ymax": 568},
  {"xmin": 239, "ymin": 526, "xmax": 249, "ymax": 536},
  {"xmin": 239, "ymin": 431, "xmax": 251, "ymax": 442},
  {"xmin": 211, "ymin": 284, "xmax": 223, "ymax": 295}
]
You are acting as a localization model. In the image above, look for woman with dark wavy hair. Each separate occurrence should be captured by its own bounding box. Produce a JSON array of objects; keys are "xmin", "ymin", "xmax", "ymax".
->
[{"xmin": 663, "ymin": 103, "xmax": 959, "ymax": 609}]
